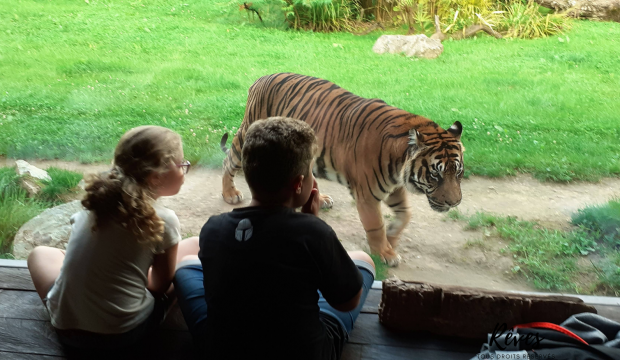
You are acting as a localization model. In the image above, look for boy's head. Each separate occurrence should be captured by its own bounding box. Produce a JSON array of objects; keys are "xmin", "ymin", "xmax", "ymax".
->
[{"xmin": 242, "ymin": 117, "xmax": 318, "ymax": 204}]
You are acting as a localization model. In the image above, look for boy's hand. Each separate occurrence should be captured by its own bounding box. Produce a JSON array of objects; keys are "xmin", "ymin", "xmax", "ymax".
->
[{"xmin": 301, "ymin": 179, "xmax": 320, "ymax": 216}]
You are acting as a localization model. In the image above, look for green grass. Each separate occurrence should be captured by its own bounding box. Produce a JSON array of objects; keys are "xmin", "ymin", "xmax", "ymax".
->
[
  {"xmin": 448, "ymin": 209, "xmax": 601, "ymax": 293},
  {"xmin": 39, "ymin": 167, "xmax": 84, "ymax": 204},
  {"xmin": 449, "ymin": 202, "xmax": 620, "ymax": 295},
  {"xmin": 0, "ymin": 166, "xmax": 82, "ymax": 255},
  {"xmin": 0, "ymin": 1, "xmax": 619, "ymax": 180},
  {"xmin": 370, "ymin": 254, "xmax": 389, "ymax": 281},
  {"xmin": 572, "ymin": 199, "xmax": 620, "ymax": 294},
  {"xmin": 572, "ymin": 198, "xmax": 620, "ymax": 247}
]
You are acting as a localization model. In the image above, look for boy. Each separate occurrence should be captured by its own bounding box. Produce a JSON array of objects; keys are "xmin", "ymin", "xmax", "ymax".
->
[{"xmin": 173, "ymin": 117, "xmax": 376, "ymax": 360}]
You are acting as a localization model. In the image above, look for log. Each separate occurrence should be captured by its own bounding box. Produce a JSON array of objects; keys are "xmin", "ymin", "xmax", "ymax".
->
[
  {"xmin": 534, "ymin": 0, "xmax": 620, "ymax": 22},
  {"xmin": 378, "ymin": 278, "xmax": 597, "ymax": 339}
]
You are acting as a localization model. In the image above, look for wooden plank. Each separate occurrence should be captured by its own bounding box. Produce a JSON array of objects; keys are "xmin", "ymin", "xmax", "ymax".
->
[
  {"xmin": 64, "ymin": 329, "xmax": 196, "ymax": 360},
  {"xmin": 0, "ymin": 260, "xmax": 28, "ymax": 268},
  {"xmin": 348, "ymin": 313, "xmax": 481, "ymax": 353},
  {"xmin": 0, "ymin": 290, "xmax": 49, "ymax": 321},
  {"xmin": 361, "ymin": 344, "xmax": 474, "ymax": 360},
  {"xmin": 0, "ymin": 318, "xmax": 64, "ymax": 357},
  {"xmin": 0, "ymin": 267, "xmax": 35, "ymax": 291},
  {"xmin": 341, "ymin": 344, "xmax": 362, "ymax": 360},
  {"xmin": 0, "ymin": 351, "xmax": 65, "ymax": 359},
  {"xmin": 593, "ymin": 304, "xmax": 620, "ymax": 323},
  {"xmin": 361, "ymin": 289, "xmax": 380, "ymax": 314}
]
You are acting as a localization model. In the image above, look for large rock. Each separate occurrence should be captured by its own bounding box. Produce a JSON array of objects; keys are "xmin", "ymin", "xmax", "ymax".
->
[
  {"xmin": 534, "ymin": 0, "xmax": 620, "ymax": 22},
  {"xmin": 372, "ymin": 34, "xmax": 444, "ymax": 59},
  {"xmin": 12, "ymin": 200, "xmax": 84, "ymax": 259},
  {"xmin": 378, "ymin": 278, "xmax": 597, "ymax": 339}
]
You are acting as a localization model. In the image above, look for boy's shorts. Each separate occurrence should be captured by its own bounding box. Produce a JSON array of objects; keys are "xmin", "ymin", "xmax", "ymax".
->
[{"xmin": 173, "ymin": 259, "xmax": 375, "ymax": 351}]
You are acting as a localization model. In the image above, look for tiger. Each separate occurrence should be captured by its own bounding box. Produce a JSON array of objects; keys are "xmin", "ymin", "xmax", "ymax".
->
[{"xmin": 220, "ymin": 73, "xmax": 464, "ymax": 266}]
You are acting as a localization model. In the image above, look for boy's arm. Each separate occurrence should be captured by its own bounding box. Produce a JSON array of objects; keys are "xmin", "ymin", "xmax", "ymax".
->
[
  {"xmin": 330, "ymin": 287, "xmax": 362, "ymax": 312},
  {"xmin": 315, "ymin": 228, "xmax": 364, "ymax": 312}
]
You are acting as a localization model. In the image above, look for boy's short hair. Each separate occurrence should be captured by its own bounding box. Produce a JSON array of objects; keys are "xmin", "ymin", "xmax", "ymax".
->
[{"xmin": 242, "ymin": 117, "xmax": 318, "ymax": 196}]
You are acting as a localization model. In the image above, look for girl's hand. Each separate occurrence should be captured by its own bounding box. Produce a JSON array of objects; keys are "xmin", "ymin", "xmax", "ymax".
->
[{"xmin": 301, "ymin": 179, "xmax": 321, "ymax": 217}]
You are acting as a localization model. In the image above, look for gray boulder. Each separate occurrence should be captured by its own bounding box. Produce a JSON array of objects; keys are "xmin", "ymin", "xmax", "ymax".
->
[
  {"xmin": 372, "ymin": 34, "xmax": 444, "ymax": 59},
  {"xmin": 12, "ymin": 200, "xmax": 84, "ymax": 259}
]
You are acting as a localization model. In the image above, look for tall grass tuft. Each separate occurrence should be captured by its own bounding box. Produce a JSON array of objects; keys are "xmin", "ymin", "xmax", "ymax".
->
[
  {"xmin": 572, "ymin": 198, "xmax": 620, "ymax": 247},
  {"xmin": 499, "ymin": 0, "xmax": 571, "ymax": 38},
  {"xmin": 0, "ymin": 168, "xmax": 47, "ymax": 254},
  {"xmin": 39, "ymin": 167, "xmax": 83, "ymax": 204},
  {"xmin": 281, "ymin": 0, "xmax": 362, "ymax": 32}
]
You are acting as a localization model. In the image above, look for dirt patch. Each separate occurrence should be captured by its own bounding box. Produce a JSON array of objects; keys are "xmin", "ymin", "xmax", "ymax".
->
[{"xmin": 4, "ymin": 158, "xmax": 620, "ymax": 293}]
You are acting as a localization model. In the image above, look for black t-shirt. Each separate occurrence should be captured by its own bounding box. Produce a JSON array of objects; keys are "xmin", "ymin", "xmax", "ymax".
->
[{"xmin": 198, "ymin": 205, "xmax": 363, "ymax": 360}]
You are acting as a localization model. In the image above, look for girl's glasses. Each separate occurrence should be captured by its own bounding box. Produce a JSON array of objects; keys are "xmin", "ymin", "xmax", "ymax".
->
[{"xmin": 177, "ymin": 160, "xmax": 191, "ymax": 175}]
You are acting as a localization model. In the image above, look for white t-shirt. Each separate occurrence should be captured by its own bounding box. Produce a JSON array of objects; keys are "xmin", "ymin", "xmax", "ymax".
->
[{"xmin": 45, "ymin": 204, "xmax": 181, "ymax": 334}]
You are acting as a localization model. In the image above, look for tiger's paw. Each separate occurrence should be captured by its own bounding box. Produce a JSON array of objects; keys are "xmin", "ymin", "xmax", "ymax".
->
[
  {"xmin": 222, "ymin": 188, "xmax": 244, "ymax": 205},
  {"xmin": 381, "ymin": 250, "xmax": 401, "ymax": 268},
  {"xmin": 320, "ymin": 194, "xmax": 334, "ymax": 209}
]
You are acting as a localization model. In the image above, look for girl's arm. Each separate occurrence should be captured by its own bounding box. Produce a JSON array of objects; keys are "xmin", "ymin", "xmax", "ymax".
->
[{"xmin": 147, "ymin": 243, "xmax": 179, "ymax": 297}]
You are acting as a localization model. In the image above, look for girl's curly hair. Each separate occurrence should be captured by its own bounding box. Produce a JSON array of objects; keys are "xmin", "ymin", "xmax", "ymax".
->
[{"xmin": 81, "ymin": 126, "xmax": 182, "ymax": 249}]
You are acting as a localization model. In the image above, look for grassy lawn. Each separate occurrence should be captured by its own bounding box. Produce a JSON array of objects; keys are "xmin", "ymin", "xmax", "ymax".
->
[
  {"xmin": 0, "ymin": 0, "xmax": 619, "ymax": 181},
  {"xmin": 447, "ymin": 199, "xmax": 620, "ymax": 295}
]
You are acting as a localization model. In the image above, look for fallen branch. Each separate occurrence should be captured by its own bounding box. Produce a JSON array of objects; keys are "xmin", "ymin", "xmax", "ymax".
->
[
  {"xmin": 352, "ymin": 22, "xmax": 385, "ymax": 36},
  {"xmin": 239, "ymin": 2, "xmax": 263, "ymax": 23},
  {"xmin": 451, "ymin": 24, "xmax": 503, "ymax": 40}
]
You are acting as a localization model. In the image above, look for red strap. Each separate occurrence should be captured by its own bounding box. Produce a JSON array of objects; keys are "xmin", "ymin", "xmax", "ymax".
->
[{"xmin": 513, "ymin": 322, "xmax": 589, "ymax": 345}]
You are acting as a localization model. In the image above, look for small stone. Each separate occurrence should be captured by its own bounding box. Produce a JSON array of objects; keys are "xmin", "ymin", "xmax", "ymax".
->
[
  {"xmin": 372, "ymin": 34, "xmax": 443, "ymax": 59},
  {"xmin": 15, "ymin": 160, "xmax": 51, "ymax": 181}
]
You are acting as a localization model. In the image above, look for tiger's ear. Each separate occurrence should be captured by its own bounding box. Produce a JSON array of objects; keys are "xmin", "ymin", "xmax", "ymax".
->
[
  {"xmin": 408, "ymin": 128, "xmax": 426, "ymax": 146},
  {"xmin": 447, "ymin": 121, "xmax": 462, "ymax": 140}
]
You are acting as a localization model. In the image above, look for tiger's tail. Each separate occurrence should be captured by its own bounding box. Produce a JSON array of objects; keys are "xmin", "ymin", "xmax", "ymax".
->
[{"xmin": 220, "ymin": 133, "xmax": 229, "ymax": 153}]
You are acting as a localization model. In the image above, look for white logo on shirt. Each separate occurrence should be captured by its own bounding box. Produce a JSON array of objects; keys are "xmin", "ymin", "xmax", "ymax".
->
[{"xmin": 235, "ymin": 218, "xmax": 253, "ymax": 241}]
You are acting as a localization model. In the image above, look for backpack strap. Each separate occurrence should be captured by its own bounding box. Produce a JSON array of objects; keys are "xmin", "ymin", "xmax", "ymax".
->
[{"xmin": 513, "ymin": 322, "xmax": 589, "ymax": 345}]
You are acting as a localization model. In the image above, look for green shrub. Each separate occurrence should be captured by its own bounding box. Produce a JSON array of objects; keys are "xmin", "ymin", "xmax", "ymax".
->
[
  {"xmin": 281, "ymin": 0, "xmax": 362, "ymax": 31},
  {"xmin": 572, "ymin": 199, "xmax": 620, "ymax": 247}
]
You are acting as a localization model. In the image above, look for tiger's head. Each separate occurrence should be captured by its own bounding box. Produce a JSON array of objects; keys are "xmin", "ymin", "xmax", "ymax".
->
[{"xmin": 404, "ymin": 121, "xmax": 464, "ymax": 212}]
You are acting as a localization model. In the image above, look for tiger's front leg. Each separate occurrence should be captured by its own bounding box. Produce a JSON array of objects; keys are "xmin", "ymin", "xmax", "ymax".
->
[
  {"xmin": 384, "ymin": 186, "xmax": 412, "ymax": 250},
  {"xmin": 221, "ymin": 133, "xmax": 244, "ymax": 205},
  {"xmin": 356, "ymin": 198, "xmax": 401, "ymax": 267}
]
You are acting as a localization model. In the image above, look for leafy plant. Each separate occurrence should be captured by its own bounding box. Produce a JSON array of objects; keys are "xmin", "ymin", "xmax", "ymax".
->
[
  {"xmin": 572, "ymin": 199, "xmax": 620, "ymax": 248},
  {"xmin": 280, "ymin": 0, "xmax": 362, "ymax": 32},
  {"xmin": 499, "ymin": 0, "xmax": 571, "ymax": 38}
]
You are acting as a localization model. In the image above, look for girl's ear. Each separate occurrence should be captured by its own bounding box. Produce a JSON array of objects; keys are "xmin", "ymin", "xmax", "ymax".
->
[{"xmin": 146, "ymin": 171, "xmax": 161, "ymax": 189}]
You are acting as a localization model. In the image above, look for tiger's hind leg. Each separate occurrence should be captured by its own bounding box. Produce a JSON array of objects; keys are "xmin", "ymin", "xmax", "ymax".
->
[
  {"xmin": 221, "ymin": 131, "xmax": 244, "ymax": 205},
  {"xmin": 383, "ymin": 186, "xmax": 411, "ymax": 250},
  {"xmin": 355, "ymin": 197, "xmax": 401, "ymax": 267}
]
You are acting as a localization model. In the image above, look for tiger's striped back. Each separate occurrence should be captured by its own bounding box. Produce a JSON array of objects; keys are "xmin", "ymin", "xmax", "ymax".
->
[{"xmin": 223, "ymin": 72, "xmax": 464, "ymax": 211}]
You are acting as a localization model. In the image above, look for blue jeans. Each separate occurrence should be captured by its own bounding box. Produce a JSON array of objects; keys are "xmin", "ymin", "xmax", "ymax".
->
[{"xmin": 173, "ymin": 260, "xmax": 375, "ymax": 345}]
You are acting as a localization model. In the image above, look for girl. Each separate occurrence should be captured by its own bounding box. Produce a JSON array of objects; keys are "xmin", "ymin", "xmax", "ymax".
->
[{"xmin": 27, "ymin": 125, "xmax": 193, "ymax": 351}]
